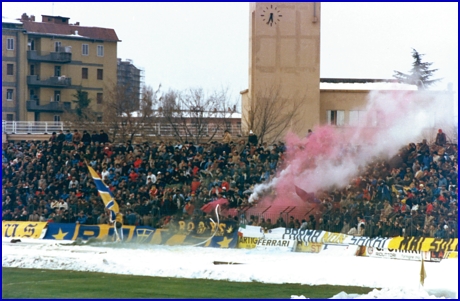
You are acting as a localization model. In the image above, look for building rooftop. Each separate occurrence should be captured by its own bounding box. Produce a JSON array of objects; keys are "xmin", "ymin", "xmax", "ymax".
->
[
  {"xmin": 2, "ymin": 16, "xmax": 23, "ymax": 24},
  {"xmin": 320, "ymin": 82, "xmax": 417, "ymax": 91},
  {"xmin": 22, "ymin": 21, "xmax": 120, "ymax": 42},
  {"xmin": 5, "ymin": 14, "xmax": 120, "ymax": 42},
  {"xmin": 319, "ymin": 78, "xmax": 417, "ymax": 91}
]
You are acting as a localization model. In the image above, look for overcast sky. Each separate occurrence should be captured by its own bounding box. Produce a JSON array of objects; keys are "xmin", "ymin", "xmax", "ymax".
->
[{"xmin": 2, "ymin": 2, "xmax": 458, "ymax": 100}]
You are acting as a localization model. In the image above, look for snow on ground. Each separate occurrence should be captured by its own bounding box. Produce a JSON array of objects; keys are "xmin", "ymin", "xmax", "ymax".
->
[{"xmin": 2, "ymin": 238, "xmax": 458, "ymax": 299}]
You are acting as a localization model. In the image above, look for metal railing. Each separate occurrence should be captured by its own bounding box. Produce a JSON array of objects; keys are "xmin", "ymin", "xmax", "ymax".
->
[
  {"xmin": 27, "ymin": 50, "xmax": 72, "ymax": 63},
  {"xmin": 2, "ymin": 121, "xmax": 243, "ymax": 138},
  {"xmin": 27, "ymin": 75, "xmax": 72, "ymax": 87},
  {"xmin": 2, "ymin": 121, "xmax": 64, "ymax": 134}
]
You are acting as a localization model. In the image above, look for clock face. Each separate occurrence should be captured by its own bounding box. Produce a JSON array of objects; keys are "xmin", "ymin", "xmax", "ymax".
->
[{"xmin": 260, "ymin": 5, "xmax": 282, "ymax": 27}]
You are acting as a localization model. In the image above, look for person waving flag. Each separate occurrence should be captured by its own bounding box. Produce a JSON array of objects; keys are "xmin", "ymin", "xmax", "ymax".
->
[
  {"xmin": 106, "ymin": 208, "xmax": 124, "ymax": 242},
  {"xmin": 87, "ymin": 164, "xmax": 123, "ymax": 242}
]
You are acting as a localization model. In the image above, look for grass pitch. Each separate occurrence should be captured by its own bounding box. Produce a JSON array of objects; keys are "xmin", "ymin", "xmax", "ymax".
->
[{"xmin": 2, "ymin": 267, "xmax": 374, "ymax": 299}]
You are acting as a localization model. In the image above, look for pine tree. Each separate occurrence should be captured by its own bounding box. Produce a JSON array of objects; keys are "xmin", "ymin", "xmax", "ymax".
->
[
  {"xmin": 393, "ymin": 48, "xmax": 442, "ymax": 90},
  {"xmin": 72, "ymin": 88, "xmax": 92, "ymax": 120}
]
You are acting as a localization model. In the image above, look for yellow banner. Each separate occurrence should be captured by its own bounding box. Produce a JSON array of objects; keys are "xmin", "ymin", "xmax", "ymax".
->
[
  {"xmin": 2, "ymin": 221, "xmax": 48, "ymax": 239},
  {"xmin": 296, "ymin": 242, "xmax": 322, "ymax": 253},
  {"xmin": 388, "ymin": 236, "xmax": 458, "ymax": 252},
  {"xmin": 446, "ymin": 251, "xmax": 458, "ymax": 259},
  {"xmin": 237, "ymin": 236, "xmax": 259, "ymax": 249}
]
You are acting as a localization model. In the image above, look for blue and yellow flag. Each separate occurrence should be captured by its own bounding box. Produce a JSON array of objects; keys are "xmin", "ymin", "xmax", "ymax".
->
[{"xmin": 87, "ymin": 165, "xmax": 119, "ymax": 215}]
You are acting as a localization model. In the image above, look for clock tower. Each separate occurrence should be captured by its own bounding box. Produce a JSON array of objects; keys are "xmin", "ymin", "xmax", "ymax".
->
[{"xmin": 242, "ymin": 2, "xmax": 321, "ymax": 140}]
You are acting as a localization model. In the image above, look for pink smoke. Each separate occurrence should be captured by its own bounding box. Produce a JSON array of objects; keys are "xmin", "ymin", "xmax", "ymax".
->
[{"xmin": 248, "ymin": 89, "xmax": 455, "ymax": 215}]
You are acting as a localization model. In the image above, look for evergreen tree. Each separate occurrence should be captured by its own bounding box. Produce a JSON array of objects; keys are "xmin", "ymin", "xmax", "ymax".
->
[
  {"xmin": 393, "ymin": 48, "xmax": 441, "ymax": 90},
  {"xmin": 72, "ymin": 88, "xmax": 92, "ymax": 120}
]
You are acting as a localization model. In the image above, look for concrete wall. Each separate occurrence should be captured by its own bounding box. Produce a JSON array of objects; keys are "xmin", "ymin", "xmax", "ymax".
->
[{"xmin": 244, "ymin": 2, "xmax": 321, "ymax": 140}]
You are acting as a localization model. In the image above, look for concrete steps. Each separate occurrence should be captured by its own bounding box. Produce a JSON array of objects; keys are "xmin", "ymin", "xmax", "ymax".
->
[{"xmin": 4, "ymin": 134, "xmax": 51, "ymax": 142}]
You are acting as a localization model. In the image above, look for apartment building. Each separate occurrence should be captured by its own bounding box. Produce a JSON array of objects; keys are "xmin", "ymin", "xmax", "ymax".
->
[
  {"xmin": 117, "ymin": 58, "xmax": 143, "ymax": 112},
  {"xmin": 2, "ymin": 14, "xmax": 120, "ymax": 122}
]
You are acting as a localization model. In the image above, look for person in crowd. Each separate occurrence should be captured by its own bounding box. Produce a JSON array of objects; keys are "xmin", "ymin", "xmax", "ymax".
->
[
  {"xmin": 99, "ymin": 130, "xmax": 109, "ymax": 144},
  {"xmin": 81, "ymin": 130, "xmax": 91, "ymax": 145},
  {"xmin": 65, "ymin": 130, "xmax": 73, "ymax": 143},
  {"xmin": 248, "ymin": 130, "xmax": 258, "ymax": 146},
  {"xmin": 435, "ymin": 129, "xmax": 447, "ymax": 147},
  {"xmin": 56, "ymin": 130, "xmax": 66, "ymax": 143},
  {"xmin": 222, "ymin": 130, "xmax": 232, "ymax": 145},
  {"xmin": 72, "ymin": 130, "xmax": 82, "ymax": 145}
]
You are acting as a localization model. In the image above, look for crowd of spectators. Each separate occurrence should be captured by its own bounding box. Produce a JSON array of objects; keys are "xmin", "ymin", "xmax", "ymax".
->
[
  {"xmin": 2, "ymin": 129, "xmax": 279, "ymax": 228},
  {"xmin": 2, "ymin": 128, "xmax": 457, "ymax": 239},
  {"xmin": 246, "ymin": 133, "xmax": 458, "ymax": 240}
]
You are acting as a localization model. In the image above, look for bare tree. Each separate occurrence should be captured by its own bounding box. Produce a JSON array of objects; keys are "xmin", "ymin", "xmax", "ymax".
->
[
  {"xmin": 103, "ymin": 83, "xmax": 161, "ymax": 142},
  {"xmin": 243, "ymin": 87, "xmax": 304, "ymax": 144},
  {"xmin": 160, "ymin": 87, "xmax": 238, "ymax": 144}
]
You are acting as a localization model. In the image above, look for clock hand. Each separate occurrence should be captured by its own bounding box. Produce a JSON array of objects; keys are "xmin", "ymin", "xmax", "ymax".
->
[{"xmin": 267, "ymin": 12, "xmax": 274, "ymax": 25}]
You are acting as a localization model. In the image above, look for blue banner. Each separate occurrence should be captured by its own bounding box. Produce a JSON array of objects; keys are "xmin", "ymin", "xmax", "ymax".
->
[
  {"xmin": 44, "ymin": 223, "xmax": 78, "ymax": 240},
  {"xmin": 41, "ymin": 222, "xmax": 237, "ymax": 248}
]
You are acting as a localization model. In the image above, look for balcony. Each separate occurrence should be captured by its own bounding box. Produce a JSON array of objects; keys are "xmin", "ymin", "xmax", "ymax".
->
[
  {"xmin": 26, "ymin": 100, "xmax": 71, "ymax": 112},
  {"xmin": 27, "ymin": 75, "xmax": 72, "ymax": 88},
  {"xmin": 27, "ymin": 48, "xmax": 72, "ymax": 63}
]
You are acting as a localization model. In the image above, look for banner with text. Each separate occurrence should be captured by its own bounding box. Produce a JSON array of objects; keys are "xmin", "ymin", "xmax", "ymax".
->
[
  {"xmin": 282, "ymin": 228, "xmax": 391, "ymax": 249},
  {"xmin": 387, "ymin": 236, "xmax": 458, "ymax": 252},
  {"xmin": 254, "ymin": 238, "xmax": 296, "ymax": 252},
  {"xmin": 41, "ymin": 221, "xmax": 237, "ymax": 248},
  {"xmin": 295, "ymin": 242, "xmax": 323, "ymax": 253},
  {"xmin": 362, "ymin": 247, "xmax": 432, "ymax": 262},
  {"xmin": 2, "ymin": 221, "xmax": 48, "ymax": 239}
]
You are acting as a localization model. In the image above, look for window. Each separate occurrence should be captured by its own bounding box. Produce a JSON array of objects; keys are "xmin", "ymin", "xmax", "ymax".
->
[
  {"xmin": 54, "ymin": 91, "xmax": 61, "ymax": 102},
  {"xmin": 96, "ymin": 116, "xmax": 103, "ymax": 122},
  {"xmin": 7, "ymin": 64, "xmax": 14, "ymax": 75},
  {"xmin": 6, "ymin": 114, "xmax": 14, "ymax": 121},
  {"xmin": 97, "ymin": 93, "xmax": 103, "ymax": 104},
  {"xmin": 97, "ymin": 45, "xmax": 104, "ymax": 57},
  {"xmin": 82, "ymin": 44, "xmax": 89, "ymax": 56},
  {"xmin": 6, "ymin": 89, "xmax": 13, "ymax": 101},
  {"xmin": 54, "ymin": 115, "xmax": 61, "ymax": 124},
  {"xmin": 7, "ymin": 38, "xmax": 14, "ymax": 50},
  {"xmin": 365, "ymin": 110, "xmax": 385, "ymax": 127},
  {"xmin": 30, "ymin": 64, "xmax": 35, "ymax": 76},
  {"xmin": 55, "ymin": 41, "xmax": 61, "ymax": 52},
  {"xmin": 349, "ymin": 110, "xmax": 365, "ymax": 126},
  {"xmin": 54, "ymin": 66, "xmax": 61, "ymax": 77},
  {"xmin": 82, "ymin": 67, "xmax": 88, "ymax": 79},
  {"xmin": 327, "ymin": 110, "xmax": 345, "ymax": 126},
  {"xmin": 97, "ymin": 69, "xmax": 103, "ymax": 80}
]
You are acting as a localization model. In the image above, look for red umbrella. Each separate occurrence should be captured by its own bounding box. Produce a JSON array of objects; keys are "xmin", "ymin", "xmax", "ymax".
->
[{"xmin": 200, "ymin": 198, "xmax": 229, "ymax": 214}]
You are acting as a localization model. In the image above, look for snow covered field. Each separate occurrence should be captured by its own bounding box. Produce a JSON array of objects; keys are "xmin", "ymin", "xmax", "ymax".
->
[{"xmin": 2, "ymin": 238, "xmax": 458, "ymax": 299}]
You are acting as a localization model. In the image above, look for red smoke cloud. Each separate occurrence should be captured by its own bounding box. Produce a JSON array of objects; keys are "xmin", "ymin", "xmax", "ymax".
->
[{"xmin": 247, "ymin": 88, "xmax": 455, "ymax": 218}]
